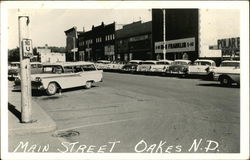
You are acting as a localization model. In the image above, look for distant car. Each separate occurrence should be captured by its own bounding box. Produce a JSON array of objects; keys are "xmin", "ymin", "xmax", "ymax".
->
[
  {"xmin": 168, "ymin": 59, "xmax": 192, "ymax": 75},
  {"xmin": 95, "ymin": 60, "xmax": 111, "ymax": 70},
  {"xmin": 137, "ymin": 60, "xmax": 158, "ymax": 73},
  {"xmin": 149, "ymin": 60, "xmax": 173, "ymax": 74},
  {"xmin": 8, "ymin": 62, "xmax": 42, "ymax": 80},
  {"xmin": 14, "ymin": 62, "xmax": 103, "ymax": 95},
  {"xmin": 187, "ymin": 59, "xmax": 216, "ymax": 76},
  {"xmin": 212, "ymin": 60, "xmax": 240, "ymax": 86},
  {"xmin": 106, "ymin": 61, "xmax": 125, "ymax": 71},
  {"xmin": 8, "ymin": 62, "xmax": 20, "ymax": 80},
  {"xmin": 121, "ymin": 60, "xmax": 142, "ymax": 72}
]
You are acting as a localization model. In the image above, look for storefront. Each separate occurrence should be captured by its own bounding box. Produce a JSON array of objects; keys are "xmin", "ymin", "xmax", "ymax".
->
[{"xmin": 155, "ymin": 37, "xmax": 196, "ymax": 60}]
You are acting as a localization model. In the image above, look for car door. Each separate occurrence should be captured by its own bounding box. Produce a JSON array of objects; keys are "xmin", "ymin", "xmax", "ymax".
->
[
  {"xmin": 81, "ymin": 64, "xmax": 103, "ymax": 83},
  {"xmin": 58, "ymin": 66, "xmax": 82, "ymax": 89}
]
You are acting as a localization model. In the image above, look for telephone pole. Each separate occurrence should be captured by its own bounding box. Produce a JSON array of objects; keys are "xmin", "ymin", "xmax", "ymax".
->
[
  {"xmin": 163, "ymin": 9, "xmax": 166, "ymax": 60},
  {"xmin": 18, "ymin": 13, "xmax": 33, "ymax": 123}
]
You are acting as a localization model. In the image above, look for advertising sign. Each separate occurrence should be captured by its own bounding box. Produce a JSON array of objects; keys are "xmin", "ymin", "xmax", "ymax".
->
[
  {"xmin": 217, "ymin": 37, "xmax": 240, "ymax": 50},
  {"xmin": 155, "ymin": 37, "xmax": 195, "ymax": 53},
  {"xmin": 22, "ymin": 39, "xmax": 33, "ymax": 58}
]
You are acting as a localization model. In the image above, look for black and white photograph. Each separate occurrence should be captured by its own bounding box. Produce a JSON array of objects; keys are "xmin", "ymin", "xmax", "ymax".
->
[{"xmin": 1, "ymin": 1, "xmax": 249, "ymax": 160}]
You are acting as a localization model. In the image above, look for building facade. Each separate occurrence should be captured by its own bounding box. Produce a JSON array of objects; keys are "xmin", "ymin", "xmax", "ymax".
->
[
  {"xmin": 116, "ymin": 21, "xmax": 152, "ymax": 61},
  {"xmin": 152, "ymin": 9, "xmax": 199, "ymax": 62},
  {"xmin": 77, "ymin": 22, "xmax": 116, "ymax": 61},
  {"xmin": 64, "ymin": 27, "xmax": 80, "ymax": 61},
  {"xmin": 37, "ymin": 45, "xmax": 66, "ymax": 63}
]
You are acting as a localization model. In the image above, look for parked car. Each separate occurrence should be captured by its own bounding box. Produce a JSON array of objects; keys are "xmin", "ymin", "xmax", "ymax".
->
[
  {"xmin": 8, "ymin": 62, "xmax": 20, "ymax": 80},
  {"xmin": 149, "ymin": 60, "xmax": 173, "ymax": 74},
  {"xmin": 121, "ymin": 60, "xmax": 142, "ymax": 72},
  {"xmin": 168, "ymin": 59, "xmax": 192, "ymax": 75},
  {"xmin": 14, "ymin": 62, "xmax": 103, "ymax": 95},
  {"xmin": 212, "ymin": 60, "xmax": 240, "ymax": 86},
  {"xmin": 187, "ymin": 59, "xmax": 216, "ymax": 76},
  {"xmin": 8, "ymin": 62, "xmax": 42, "ymax": 80},
  {"xmin": 95, "ymin": 60, "xmax": 111, "ymax": 70},
  {"xmin": 137, "ymin": 60, "xmax": 158, "ymax": 73},
  {"xmin": 106, "ymin": 61, "xmax": 125, "ymax": 71}
]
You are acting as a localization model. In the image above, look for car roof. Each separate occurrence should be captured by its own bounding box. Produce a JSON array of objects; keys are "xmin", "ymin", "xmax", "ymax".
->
[
  {"xmin": 97, "ymin": 60, "xmax": 110, "ymax": 62},
  {"xmin": 221, "ymin": 60, "xmax": 240, "ymax": 63},
  {"xmin": 10, "ymin": 62, "xmax": 20, "ymax": 64},
  {"xmin": 129, "ymin": 60, "xmax": 142, "ymax": 62},
  {"xmin": 158, "ymin": 59, "xmax": 173, "ymax": 62},
  {"xmin": 43, "ymin": 61, "xmax": 94, "ymax": 67},
  {"xmin": 30, "ymin": 62, "xmax": 42, "ymax": 64},
  {"xmin": 142, "ymin": 60, "xmax": 158, "ymax": 63},
  {"xmin": 174, "ymin": 59, "xmax": 191, "ymax": 62},
  {"xmin": 194, "ymin": 59, "xmax": 215, "ymax": 63}
]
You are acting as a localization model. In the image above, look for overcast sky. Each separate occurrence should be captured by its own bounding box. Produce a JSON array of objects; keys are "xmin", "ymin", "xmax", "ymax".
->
[
  {"xmin": 8, "ymin": 9, "xmax": 240, "ymax": 55},
  {"xmin": 8, "ymin": 9, "xmax": 152, "ymax": 49}
]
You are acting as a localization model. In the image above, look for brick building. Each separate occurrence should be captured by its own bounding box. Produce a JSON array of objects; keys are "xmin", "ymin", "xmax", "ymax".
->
[
  {"xmin": 116, "ymin": 21, "xmax": 152, "ymax": 61},
  {"xmin": 64, "ymin": 27, "xmax": 83, "ymax": 61},
  {"xmin": 78, "ymin": 22, "xmax": 117, "ymax": 61}
]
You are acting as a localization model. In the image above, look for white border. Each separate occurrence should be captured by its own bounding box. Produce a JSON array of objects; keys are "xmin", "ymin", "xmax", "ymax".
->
[{"xmin": 1, "ymin": 1, "xmax": 249, "ymax": 160}]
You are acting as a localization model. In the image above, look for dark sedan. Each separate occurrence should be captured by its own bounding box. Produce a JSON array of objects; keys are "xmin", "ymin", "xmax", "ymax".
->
[{"xmin": 168, "ymin": 59, "xmax": 192, "ymax": 75}]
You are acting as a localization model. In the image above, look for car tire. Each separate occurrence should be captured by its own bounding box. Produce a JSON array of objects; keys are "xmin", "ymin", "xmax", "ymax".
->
[
  {"xmin": 220, "ymin": 76, "xmax": 232, "ymax": 87},
  {"xmin": 85, "ymin": 81, "xmax": 92, "ymax": 89},
  {"xmin": 46, "ymin": 82, "xmax": 57, "ymax": 96}
]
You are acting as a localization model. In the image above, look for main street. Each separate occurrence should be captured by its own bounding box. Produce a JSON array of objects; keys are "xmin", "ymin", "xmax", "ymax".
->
[{"xmin": 10, "ymin": 72, "xmax": 240, "ymax": 153}]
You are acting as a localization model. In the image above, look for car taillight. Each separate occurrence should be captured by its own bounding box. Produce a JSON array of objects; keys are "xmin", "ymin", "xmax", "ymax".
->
[{"xmin": 35, "ymin": 77, "xmax": 42, "ymax": 82}]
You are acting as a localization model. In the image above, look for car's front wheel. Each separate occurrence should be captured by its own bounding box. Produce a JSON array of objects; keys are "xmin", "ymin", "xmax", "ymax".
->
[
  {"xmin": 46, "ymin": 82, "xmax": 58, "ymax": 95},
  {"xmin": 85, "ymin": 81, "xmax": 92, "ymax": 89},
  {"xmin": 220, "ymin": 76, "xmax": 232, "ymax": 87}
]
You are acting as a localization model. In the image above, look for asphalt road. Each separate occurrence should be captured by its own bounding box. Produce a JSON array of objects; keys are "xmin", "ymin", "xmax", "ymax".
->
[{"xmin": 27, "ymin": 72, "xmax": 240, "ymax": 153}]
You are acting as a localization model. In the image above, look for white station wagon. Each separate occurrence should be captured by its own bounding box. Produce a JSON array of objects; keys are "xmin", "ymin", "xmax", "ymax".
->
[
  {"xmin": 15, "ymin": 62, "xmax": 103, "ymax": 95},
  {"xmin": 188, "ymin": 59, "xmax": 216, "ymax": 76}
]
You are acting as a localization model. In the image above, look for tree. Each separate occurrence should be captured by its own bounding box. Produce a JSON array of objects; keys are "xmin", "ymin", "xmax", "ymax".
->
[{"xmin": 8, "ymin": 47, "xmax": 20, "ymax": 62}]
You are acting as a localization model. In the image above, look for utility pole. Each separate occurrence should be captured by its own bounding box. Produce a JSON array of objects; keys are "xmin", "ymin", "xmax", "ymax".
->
[
  {"xmin": 163, "ymin": 9, "xmax": 166, "ymax": 60},
  {"xmin": 18, "ymin": 14, "xmax": 33, "ymax": 123},
  {"xmin": 73, "ymin": 37, "xmax": 76, "ymax": 61}
]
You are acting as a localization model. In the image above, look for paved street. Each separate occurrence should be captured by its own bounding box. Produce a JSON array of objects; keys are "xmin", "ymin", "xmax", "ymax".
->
[{"xmin": 9, "ymin": 72, "xmax": 240, "ymax": 153}]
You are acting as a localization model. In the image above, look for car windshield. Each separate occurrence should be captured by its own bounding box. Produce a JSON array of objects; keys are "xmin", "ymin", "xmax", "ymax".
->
[
  {"xmin": 10, "ymin": 63, "xmax": 20, "ymax": 68},
  {"xmin": 42, "ymin": 65, "xmax": 63, "ymax": 73},
  {"xmin": 194, "ymin": 61, "xmax": 211, "ymax": 66},
  {"xmin": 173, "ymin": 61, "xmax": 188, "ymax": 65},
  {"xmin": 220, "ymin": 62, "xmax": 240, "ymax": 67}
]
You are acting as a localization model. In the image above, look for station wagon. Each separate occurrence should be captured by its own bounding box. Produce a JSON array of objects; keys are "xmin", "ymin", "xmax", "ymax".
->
[{"xmin": 14, "ymin": 62, "xmax": 103, "ymax": 95}]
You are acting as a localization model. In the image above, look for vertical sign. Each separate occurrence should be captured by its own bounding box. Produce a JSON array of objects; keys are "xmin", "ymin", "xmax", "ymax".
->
[{"xmin": 22, "ymin": 39, "xmax": 33, "ymax": 58}]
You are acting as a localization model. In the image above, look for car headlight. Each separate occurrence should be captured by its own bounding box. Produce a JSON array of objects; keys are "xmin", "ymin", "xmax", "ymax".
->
[{"xmin": 35, "ymin": 77, "xmax": 42, "ymax": 82}]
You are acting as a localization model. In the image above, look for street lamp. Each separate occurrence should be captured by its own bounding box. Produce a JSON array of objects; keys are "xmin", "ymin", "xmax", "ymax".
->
[{"xmin": 163, "ymin": 9, "xmax": 166, "ymax": 60}]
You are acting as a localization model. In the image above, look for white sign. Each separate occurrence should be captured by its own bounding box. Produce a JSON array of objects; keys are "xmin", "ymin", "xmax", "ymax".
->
[
  {"xmin": 155, "ymin": 37, "xmax": 195, "ymax": 53},
  {"xmin": 22, "ymin": 39, "xmax": 33, "ymax": 57}
]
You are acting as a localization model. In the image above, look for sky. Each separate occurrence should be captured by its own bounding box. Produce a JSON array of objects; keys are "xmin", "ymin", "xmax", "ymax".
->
[
  {"xmin": 199, "ymin": 9, "xmax": 240, "ymax": 57},
  {"xmin": 8, "ymin": 9, "xmax": 152, "ymax": 49},
  {"xmin": 8, "ymin": 9, "xmax": 240, "ymax": 58}
]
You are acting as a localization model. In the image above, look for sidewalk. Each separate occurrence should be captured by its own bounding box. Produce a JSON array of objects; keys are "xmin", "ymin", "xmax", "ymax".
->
[{"xmin": 8, "ymin": 81, "xmax": 57, "ymax": 135}]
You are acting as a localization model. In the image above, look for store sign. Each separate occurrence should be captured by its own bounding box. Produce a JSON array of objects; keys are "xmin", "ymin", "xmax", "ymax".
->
[
  {"xmin": 129, "ymin": 35, "xmax": 149, "ymax": 42},
  {"xmin": 217, "ymin": 37, "xmax": 240, "ymax": 50},
  {"xmin": 104, "ymin": 45, "xmax": 114, "ymax": 56},
  {"xmin": 22, "ymin": 39, "xmax": 33, "ymax": 58},
  {"xmin": 155, "ymin": 37, "xmax": 195, "ymax": 53}
]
